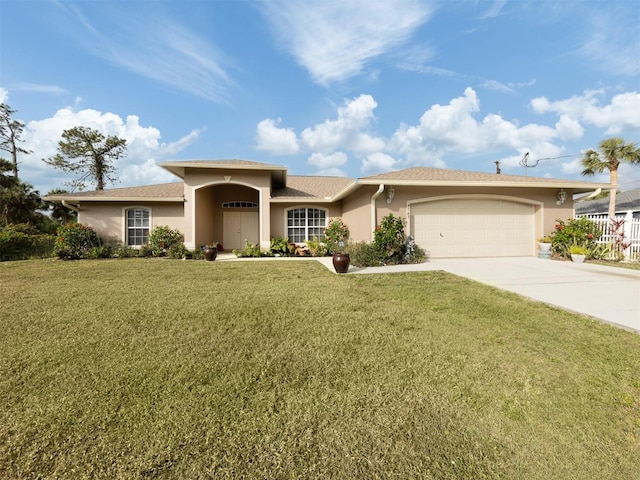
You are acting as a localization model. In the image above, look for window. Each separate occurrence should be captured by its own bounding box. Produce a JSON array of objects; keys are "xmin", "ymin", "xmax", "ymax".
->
[
  {"xmin": 222, "ymin": 201, "xmax": 258, "ymax": 208},
  {"xmin": 287, "ymin": 207, "xmax": 327, "ymax": 243},
  {"xmin": 126, "ymin": 208, "xmax": 150, "ymax": 246}
]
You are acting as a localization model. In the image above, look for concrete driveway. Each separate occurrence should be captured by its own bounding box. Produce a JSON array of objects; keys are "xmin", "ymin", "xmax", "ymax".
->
[{"xmin": 321, "ymin": 256, "xmax": 640, "ymax": 333}]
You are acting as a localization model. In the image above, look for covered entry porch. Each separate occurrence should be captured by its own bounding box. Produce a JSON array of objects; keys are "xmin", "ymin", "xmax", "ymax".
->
[{"xmin": 193, "ymin": 183, "xmax": 262, "ymax": 251}]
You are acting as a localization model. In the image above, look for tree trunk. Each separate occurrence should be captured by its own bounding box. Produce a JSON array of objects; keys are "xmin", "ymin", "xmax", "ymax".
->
[
  {"xmin": 608, "ymin": 168, "xmax": 618, "ymax": 219},
  {"xmin": 11, "ymin": 145, "xmax": 18, "ymax": 180}
]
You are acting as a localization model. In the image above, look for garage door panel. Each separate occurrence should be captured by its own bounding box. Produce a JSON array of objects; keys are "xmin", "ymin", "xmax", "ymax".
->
[{"xmin": 411, "ymin": 199, "xmax": 534, "ymax": 258}]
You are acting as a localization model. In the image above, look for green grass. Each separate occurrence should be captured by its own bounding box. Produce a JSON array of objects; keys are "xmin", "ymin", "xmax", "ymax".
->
[{"xmin": 1, "ymin": 259, "xmax": 639, "ymax": 479}]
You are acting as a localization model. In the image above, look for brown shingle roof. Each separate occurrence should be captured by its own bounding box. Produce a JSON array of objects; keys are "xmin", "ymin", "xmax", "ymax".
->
[
  {"xmin": 162, "ymin": 159, "xmax": 285, "ymax": 168},
  {"xmin": 272, "ymin": 176, "xmax": 355, "ymax": 200},
  {"xmin": 359, "ymin": 167, "xmax": 610, "ymax": 189},
  {"xmin": 43, "ymin": 182, "xmax": 185, "ymax": 201}
]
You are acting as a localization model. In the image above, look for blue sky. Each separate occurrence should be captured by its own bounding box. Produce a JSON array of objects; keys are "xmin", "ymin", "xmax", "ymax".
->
[{"xmin": 1, "ymin": 0, "xmax": 639, "ymax": 195}]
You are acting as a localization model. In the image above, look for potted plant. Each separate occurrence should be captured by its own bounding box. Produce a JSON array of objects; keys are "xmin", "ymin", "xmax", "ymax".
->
[
  {"xmin": 202, "ymin": 242, "xmax": 218, "ymax": 261},
  {"xmin": 325, "ymin": 218, "xmax": 350, "ymax": 273},
  {"xmin": 537, "ymin": 236, "xmax": 553, "ymax": 252},
  {"xmin": 569, "ymin": 245, "xmax": 588, "ymax": 263}
]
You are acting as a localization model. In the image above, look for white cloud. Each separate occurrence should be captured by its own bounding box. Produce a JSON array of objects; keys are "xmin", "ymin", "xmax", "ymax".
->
[
  {"xmin": 260, "ymin": 0, "xmax": 433, "ymax": 85},
  {"xmin": 307, "ymin": 151, "xmax": 348, "ymax": 170},
  {"xmin": 13, "ymin": 83, "xmax": 68, "ymax": 95},
  {"xmin": 22, "ymin": 108, "xmax": 198, "ymax": 193},
  {"xmin": 479, "ymin": 0, "xmax": 507, "ymax": 19},
  {"xmin": 361, "ymin": 152, "xmax": 397, "ymax": 174},
  {"xmin": 254, "ymin": 87, "xmax": 638, "ymax": 180},
  {"xmin": 388, "ymin": 87, "xmax": 589, "ymax": 170},
  {"xmin": 0, "ymin": 87, "xmax": 8, "ymax": 103},
  {"xmin": 577, "ymin": 4, "xmax": 640, "ymax": 77},
  {"xmin": 531, "ymin": 90, "xmax": 640, "ymax": 135},
  {"xmin": 554, "ymin": 115, "xmax": 583, "ymax": 140},
  {"xmin": 255, "ymin": 118, "xmax": 300, "ymax": 155},
  {"xmin": 57, "ymin": 3, "xmax": 234, "ymax": 102},
  {"xmin": 480, "ymin": 79, "xmax": 515, "ymax": 94},
  {"xmin": 300, "ymin": 94, "xmax": 384, "ymax": 153}
]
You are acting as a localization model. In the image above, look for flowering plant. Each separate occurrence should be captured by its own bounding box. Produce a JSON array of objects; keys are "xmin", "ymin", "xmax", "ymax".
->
[
  {"xmin": 324, "ymin": 218, "xmax": 349, "ymax": 254},
  {"xmin": 54, "ymin": 222, "xmax": 100, "ymax": 259},
  {"xmin": 550, "ymin": 218, "xmax": 601, "ymax": 259},
  {"xmin": 147, "ymin": 225, "xmax": 184, "ymax": 257}
]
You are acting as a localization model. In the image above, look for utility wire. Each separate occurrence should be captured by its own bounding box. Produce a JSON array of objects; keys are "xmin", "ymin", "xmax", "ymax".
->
[{"xmin": 519, "ymin": 152, "xmax": 580, "ymax": 175}]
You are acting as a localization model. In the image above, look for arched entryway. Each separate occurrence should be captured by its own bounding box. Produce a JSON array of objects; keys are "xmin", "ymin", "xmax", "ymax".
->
[{"xmin": 194, "ymin": 183, "xmax": 260, "ymax": 250}]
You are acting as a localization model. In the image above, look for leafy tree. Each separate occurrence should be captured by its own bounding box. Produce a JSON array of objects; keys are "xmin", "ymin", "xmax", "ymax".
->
[
  {"xmin": 44, "ymin": 189, "xmax": 77, "ymax": 224},
  {"xmin": 0, "ymin": 158, "xmax": 42, "ymax": 226},
  {"xmin": 581, "ymin": 137, "xmax": 640, "ymax": 219},
  {"xmin": 0, "ymin": 103, "xmax": 31, "ymax": 180},
  {"xmin": 43, "ymin": 126, "xmax": 127, "ymax": 191}
]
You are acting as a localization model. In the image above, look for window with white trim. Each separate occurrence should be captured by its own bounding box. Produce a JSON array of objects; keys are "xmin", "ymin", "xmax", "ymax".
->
[
  {"xmin": 126, "ymin": 208, "xmax": 150, "ymax": 246},
  {"xmin": 287, "ymin": 207, "xmax": 327, "ymax": 243},
  {"xmin": 222, "ymin": 201, "xmax": 258, "ymax": 208}
]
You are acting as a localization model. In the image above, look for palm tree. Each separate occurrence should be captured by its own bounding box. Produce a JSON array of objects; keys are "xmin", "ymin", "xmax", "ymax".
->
[{"xmin": 581, "ymin": 137, "xmax": 640, "ymax": 219}]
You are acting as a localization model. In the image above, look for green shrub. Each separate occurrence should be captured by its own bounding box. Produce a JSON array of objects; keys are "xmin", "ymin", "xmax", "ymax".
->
[
  {"xmin": 168, "ymin": 243, "xmax": 189, "ymax": 259},
  {"xmin": 551, "ymin": 218, "xmax": 601, "ymax": 259},
  {"xmin": 147, "ymin": 226, "xmax": 184, "ymax": 257},
  {"xmin": 233, "ymin": 240, "xmax": 265, "ymax": 257},
  {"xmin": 373, "ymin": 214, "xmax": 407, "ymax": 264},
  {"xmin": 306, "ymin": 236, "xmax": 329, "ymax": 257},
  {"xmin": 0, "ymin": 224, "xmax": 55, "ymax": 261},
  {"xmin": 191, "ymin": 248, "xmax": 204, "ymax": 260},
  {"xmin": 86, "ymin": 244, "xmax": 113, "ymax": 259},
  {"xmin": 346, "ymin": 241, "xmax": 381, "ymax": 267},
  {"xmin": 109, "ymin": 244, "xmax": 138, "ymax": 258},
  {"xmin": 270, "ymin": 236, "xmax": 290, "ymax": 256},
  {"xmin": 324, "ymin": 218, "xmax": 349, "ymax": 254},
  {"xmin": 54, "ymin": 222, "xmax": 101, "ymax": 260},
  {"xmin": 569, "ymin": 245, "xmax": 589, "ymax": 255}
]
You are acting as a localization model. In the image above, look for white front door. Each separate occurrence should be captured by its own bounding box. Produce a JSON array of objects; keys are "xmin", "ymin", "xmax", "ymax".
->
[{"xmin": 223, "ymin": 211, "xmax": 259, "ymax": 250}]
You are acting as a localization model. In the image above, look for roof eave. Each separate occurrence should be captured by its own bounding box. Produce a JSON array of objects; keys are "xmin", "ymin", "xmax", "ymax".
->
[
  {"xmin": 158, "ymin": 161, "xmax": 288, "ymax": 185},
  {"xmin": 43, "ymin": 196, "xmax": 185, "ymax": 203},
  {"xmin": 270, "ymin": 197, "xmax": 336, "ymax": 203},
  {"xmin": 356, "ymin": 179, "xmax": 612, "ymax": 193},
  {"xmin": 329, "ymin": 181, "xmax": 360, "ymax": 202}
]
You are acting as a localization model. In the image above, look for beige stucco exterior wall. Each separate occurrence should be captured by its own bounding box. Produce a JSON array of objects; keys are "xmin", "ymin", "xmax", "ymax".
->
[
  {"xmin": 341, "ymin": 187, "xmax": 378, "ymax": 242},
  {"xmin": 78, "ymin": 202, "xmax": 185, "ymax": 244}
]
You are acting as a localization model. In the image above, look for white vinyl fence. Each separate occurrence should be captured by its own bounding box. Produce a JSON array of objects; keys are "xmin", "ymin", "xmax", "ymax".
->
[{"xmin": 575, "ymin": 211, "xmax": 640, "ymax": 260}]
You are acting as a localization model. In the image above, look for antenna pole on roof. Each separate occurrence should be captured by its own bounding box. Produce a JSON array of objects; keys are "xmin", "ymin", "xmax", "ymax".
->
[{"xmin": 519, "ymin": 152, "xmax": 530, "ymax": 176}]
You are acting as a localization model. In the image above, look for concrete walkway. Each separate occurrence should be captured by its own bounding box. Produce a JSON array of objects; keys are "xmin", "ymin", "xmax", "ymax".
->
[{"xmin": 217, "ymin": 254, "xmax": 640, "ymax": 333}]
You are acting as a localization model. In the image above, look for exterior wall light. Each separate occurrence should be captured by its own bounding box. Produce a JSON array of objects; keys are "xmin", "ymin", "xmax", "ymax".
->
[
  {"xmin": 387, "ymin": 186, "xmax": 395, "ymax": 204},
  {"xmin": 557, "ymin": 189, "xmax": 567, "ymax": 205}
]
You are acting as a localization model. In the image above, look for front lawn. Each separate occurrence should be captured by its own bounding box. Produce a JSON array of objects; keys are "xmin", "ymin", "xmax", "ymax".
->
[{"xmin": 1, "ymin": 259, "xmax": 638, "ymax": 479}]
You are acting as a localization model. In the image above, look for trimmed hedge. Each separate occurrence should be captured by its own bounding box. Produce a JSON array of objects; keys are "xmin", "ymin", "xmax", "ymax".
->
[{"xmin": 0, "ymin": 224, "xmax": 55, "ymax": 261}]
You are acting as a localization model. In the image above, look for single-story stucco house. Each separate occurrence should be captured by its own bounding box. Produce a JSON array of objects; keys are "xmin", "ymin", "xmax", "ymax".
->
[{"xmin": 44, "ymin": 159, "xmax": 612, "ymax": 258}]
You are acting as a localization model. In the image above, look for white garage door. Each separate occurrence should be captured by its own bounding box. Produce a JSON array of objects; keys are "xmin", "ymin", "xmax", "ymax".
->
[{"xmin": 410, "ymin": 199, "xmax": 535, "ymax": 258}]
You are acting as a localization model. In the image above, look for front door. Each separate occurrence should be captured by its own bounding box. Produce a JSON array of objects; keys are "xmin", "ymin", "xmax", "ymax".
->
[{"xmin": 223, "ymin": 211, "xmax": 259, "ymax": 250}]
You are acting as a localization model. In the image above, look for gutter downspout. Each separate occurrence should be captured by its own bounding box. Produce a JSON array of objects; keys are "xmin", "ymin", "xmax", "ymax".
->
[
  {"xmin": 584, "ymin": 188, "xmax": 602, "ymax": 200},
  {"xmin": 370, "ymin": 184, "xmax": 385, "ymax": 242},
  {"xmin": 62, "ymin": 200, "xmax": 80, "ymax": 212}
]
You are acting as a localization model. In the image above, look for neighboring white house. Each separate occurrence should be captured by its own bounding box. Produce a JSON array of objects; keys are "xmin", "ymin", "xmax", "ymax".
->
[{"xmin": 575, "ymin": 187, "xmax": 640, "ymax": 259}]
